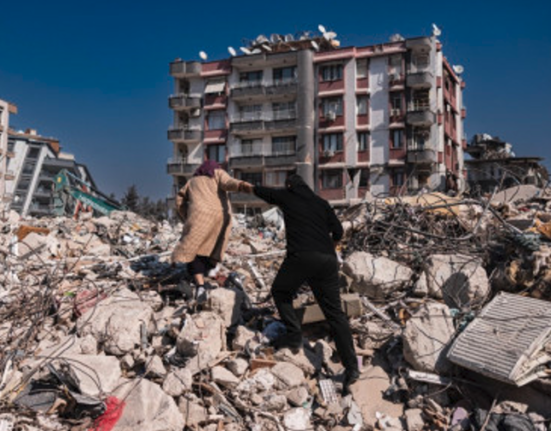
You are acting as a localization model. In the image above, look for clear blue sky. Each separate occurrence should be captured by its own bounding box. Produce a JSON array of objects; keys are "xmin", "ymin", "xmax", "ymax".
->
[{"xmin": 0, "ymin": 0, "xmax": 550, "ymax": 199}]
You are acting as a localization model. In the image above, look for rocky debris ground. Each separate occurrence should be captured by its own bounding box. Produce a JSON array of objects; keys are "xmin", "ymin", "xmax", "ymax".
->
[{"xmin": 0, "ymin": 186, "xmax": 551, "ymax": 430}]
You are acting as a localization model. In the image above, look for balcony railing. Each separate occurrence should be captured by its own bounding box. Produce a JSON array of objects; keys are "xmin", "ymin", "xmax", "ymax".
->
[
  {"xmin": 166, "ymin": 159, "xmax": 200, "ymax": 175},
  {"xmin": 167, "ymin": 127, "xmax": 202, "ymax": 142},
  {"xmin": 229, "ymin": 140, "xmax": 296, "ymax": 158},
  {"xmin": 230, "ymin": 78, "xmax": 298, "ymax": 98},
  {"xmin": 407, "ymin": 71, "xmax": 433, "ymax": 88},
  {"xmin": 168, "ymin": 94, "xmax": 201, "ymax": 110},
  {"xmin": 169, "ymin": 60, "xmax": 201, "ymax": 77},
  {"xmin": 230, "ymin": 109, "xmax": 297, "ymax": 123}
]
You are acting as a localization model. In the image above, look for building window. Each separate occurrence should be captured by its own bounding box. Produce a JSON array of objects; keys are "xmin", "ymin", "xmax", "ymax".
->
[
  {"xmin": 358, "ymin": 132, "xmax": 369, "ymax": 151},
  {"xmin": 7, "ymin": 141, "xmax": 14, "ymax": 152},
  {"xmin": 414, "ymin": 54, "xmax": 430, "ymax": 68},
  {"xmin": 321, "ymin": 97, "xmax": 343, "ymax": 117},
  {"xmin": 322, "ymin": 133, "xmax": 343, "ymax": 153},
  {"xmin": 207, "ymin": 110, "xmax": 225, "ymax": 130},
  {"xmin": 356, "ymin": 96, "xmax": 368, "ymax": 115},
  {"xmin": 272, "ymin": 102, "xmax": 296, "ymax": 119},
  {"xmin": 273, "ymin": 66, "xmax": 296, "ymax": 84},
  {"xmin": 391, "ymin": 130, "xmax": 404, "ymax": 148},
  {"xmin": 206, "ymin": 144, "xmax": 226, "ymax": 163},
  {"xmin": 392, "ymin": 170, "xmax": 405, "ymax": 187},
  {"xmin": 321, "ymin": 170, "xmax": 342, "ymax": 189},
  {"xmin": 240, "ymin": 139, "xmax": 263, "ymax": 156},
  {"xmin": 238, "ymin": 104, "xmax": 262, "ymax": 121},
  {"xmin": 356, "ymin": 59, "xmax": 368, "ymax": 79},
  {"xmin": 272, "ymin": 136, "xmax": 296, "ymax": 155},
  {"xmin": 391, "ymin": 94, "xmax": 402, "ymax": 111},
  {"xmin": 359, "ymin": 169, "xmax": 369, "ymax": 188},
  {"xmin": 22, "ymin": 163, "xmax": 36, "ymax": 175},
  {"xmin": 389, "ymin": 55, "xmax": 402, "ymax": 77},
  {"xmin": 413, "ymin": 129, "xmax": 429, "ymax": 150},
  {"xmin": 240, "ymin": 70, "xmax": 263, "ymax": 84},
  {"xmin": 27, "ymin": 147, "xmax": 40, "ymax": 159},
  {"xmin": 321, "ymin": 64, "xmax": 343, "ymax": 81},
  {"xmin": 266, "ymin": 170, "xmax": 289, "ymax": 187},
  {"xmin": 238, "ymin": 171, "xmax": 263, "ymax": 186}
]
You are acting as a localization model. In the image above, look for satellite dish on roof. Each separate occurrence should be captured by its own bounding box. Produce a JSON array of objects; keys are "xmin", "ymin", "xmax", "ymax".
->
[
  {"xmin": 199, "ymin": 51, "xmax": 208, "ymax": 61},
  {"xmin": 432, "ymin": 23, "xmax": 442, "ymax": 36},
  {"xmin": 240, "ymin": 47, "xmax": 252, "ymax": 55},
  {"xmin": 270, "ymin": 34, "xmax": 281, "ymax": 43},
  {"xmin": 325, "ymin": 31, "xmax": 337, "ymax": 40},
  {"xmin": 299, "ymin": 31, "xmax": 311, "ymax": 40},
  {"xmin": 452, "ymin": 65, "xmax": 464, "ymax": 75},
  {"xmin": 311, "ymin": 40, "xmax": 319, "ymax": 51},
  {"xmin": 262, "ymin": 44, "xmax": 272, "ymax": 52},
  {"xmin": 251, "ymin": 48, "xmax": 261, "ymax": 54},
  {"xmin": 318, "ymin": 24, "xmax": 326, "ymax": 34},
  {"xmin": 228, "ymin": 47, "xmax": 237, "ymax": 56},
  {"xmin": 284, "ymin": 34, "xmax": 294, "ymax": 42},
  {"xmin": 256, "ymin": 34, "xmax": 269, "ymax": 44}
]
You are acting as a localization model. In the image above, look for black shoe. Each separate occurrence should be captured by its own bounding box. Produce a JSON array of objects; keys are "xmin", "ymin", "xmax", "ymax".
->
[
  {"xmin": 272, "ymin": 336, "xmax": 303, "ymax": 354},
  {"xmin": 343, "ymin": 368, "xmax": 360, "ymax": 395}
]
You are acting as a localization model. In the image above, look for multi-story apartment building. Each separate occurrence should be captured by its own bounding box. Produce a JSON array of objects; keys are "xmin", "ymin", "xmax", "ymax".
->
[
  {"xmin": 0, "ymin": 98, "xmax": 18, "ymax": 213},
  {"xmin": 167, "ymin": 29, "xmax": 466, "ymax": 209},
  {"xmin": 6, "ymin": 128, "xmax": 96, "ymax": 217}
]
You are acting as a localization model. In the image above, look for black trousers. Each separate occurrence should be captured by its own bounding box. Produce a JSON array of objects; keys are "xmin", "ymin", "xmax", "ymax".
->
[
  {"xmin": 272, "ymin": 251, "xmax": 358, "ymax": 372},
  {"xmin": 188, "ymin": 255, "xmax": 215, "ymax": 277}
]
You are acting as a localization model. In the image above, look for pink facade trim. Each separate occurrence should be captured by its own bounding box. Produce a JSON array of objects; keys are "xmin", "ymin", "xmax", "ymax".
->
[
  {"xmin": 201, "ymin": 60, "xmax": 231, "ymax": 77},
  {"xmin": 356, "ymin": 77, "xmax": 369, "ymax": 90},
  {"xmin": 204, "ymin": 130, "xmax": 227, "ymax": 141},
  {"xmin": 389, "ymin": 148, "xmax": 406, "ymax": 160},
  {"xmin": 357, "ymin": 114, "xmax": 369, "ymax": 126},
  {"xmin": 358, "ymin": 151, "xmax": 370, "ymax": 163},
  {"xmin": 318, "ymin": 80, "xmax": 345, "ymax": 92}
]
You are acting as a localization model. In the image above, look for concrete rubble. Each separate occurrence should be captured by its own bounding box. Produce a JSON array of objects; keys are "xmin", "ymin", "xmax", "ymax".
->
[{"xmin": 1, "ymin": 187, "xmax": 551, "ymax": 430}]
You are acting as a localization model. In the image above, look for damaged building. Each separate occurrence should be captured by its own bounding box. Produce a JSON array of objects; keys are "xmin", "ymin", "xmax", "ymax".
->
[
  {"xmin": 167, "ymin": 27, "xmax": 467, "ymax": 210},
  {"xmin": 0, "ymin": 98, "xmax": 109, "ymax": 218},
  {"xmin": 465, "ymin": 133, "xmax": 548, "ymax": 194}
]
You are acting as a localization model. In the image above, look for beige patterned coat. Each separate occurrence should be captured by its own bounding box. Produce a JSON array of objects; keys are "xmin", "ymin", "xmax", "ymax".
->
[{"xmin": 172, "ymin": 169, "xmax": 244, "ymax": 264}]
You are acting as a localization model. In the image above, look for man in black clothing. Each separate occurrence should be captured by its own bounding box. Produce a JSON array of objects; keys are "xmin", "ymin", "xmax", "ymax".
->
[{"xmin": 251, "ymin": 174, "xmax": 360, "ymax": 393}]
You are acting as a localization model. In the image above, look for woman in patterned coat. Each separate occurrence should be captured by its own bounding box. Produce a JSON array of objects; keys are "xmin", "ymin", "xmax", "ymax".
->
[{"xmin": 172, "ymin": 160, "xmax": 252, "ymax": 301}]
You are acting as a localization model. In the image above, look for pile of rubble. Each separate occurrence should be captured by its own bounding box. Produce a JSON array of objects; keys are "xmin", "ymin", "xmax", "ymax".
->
[{"xmin": 1, "ymin": 184, "xmax": 551, "ymax": 431}]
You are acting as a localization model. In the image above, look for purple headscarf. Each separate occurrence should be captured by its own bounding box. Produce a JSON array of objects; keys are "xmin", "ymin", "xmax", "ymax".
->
[{"xmin": 194, "ymin": 160, "xmax": 220, "ymax": 178}]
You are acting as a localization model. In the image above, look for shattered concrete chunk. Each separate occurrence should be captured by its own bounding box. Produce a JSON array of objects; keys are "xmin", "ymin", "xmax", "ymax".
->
[
  {"xmin": 176, "ymin": 311, "xmax": 226, "ymax": 375},
  {"xmin": 405, "ymin": 408, "xmax": 424, "ymax": 431},
  {"xmin": 261, "ymin": 393, "xmax": 288, "ymax": 412},
  {"xmin": 76, "ymin": 288, "xmax": 154, "ymax": 356},
  {"xmin": 145, "ymin": 355, "xmax": 167, "ymax": 379},
  {"xmin": 344, "ymin": 251, "xmax": 413, "ymax": 298},
  {"xmin": 162, "ymin": 368, "xmax": 193, "ymax": 397},
  {"xmin": 350, "ymin": 366, "xmax": 404, "ymax": 429},
  {"xmin": 286, "ymin": 386, "xmax": 309, "ymax": 407},
  {"xmin": 211, "ymin": 365, "xmax": 240, "ymax": 388},
  {"xmin": 271, "ymin": 362, "xmax": 305, "ymax": 388},
  {"xmin": 207, "ymin": 287, "xmax": 244, "ymax": 327},
  {"xmin": 232, "ymin": 325, "xmax": 256, "ymax": 351},
  {"xmin": 227, "ymin": 357, "xmax": 249, "ymax": 377},
  {"xmin": 178, "ymin": 396, "xmax": 207, "ymax": 428},
  {"xmin": 113, "ymin": 379, "xmax": 184, "ymax": 431},
  {"xmin": 414, "ymin": 254, "xmax": 490, "ymax": 308},
  {"xmin": 403, "ymin": 302, "xmax": 455, "ymax": 373},
  {"xmin": 283, "ymin": 408, "xmax": 312, "ymax": 431}
]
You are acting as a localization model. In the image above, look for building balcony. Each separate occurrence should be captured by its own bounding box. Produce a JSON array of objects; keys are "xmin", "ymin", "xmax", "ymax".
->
[
  {"xmin": 166, "ymin": 159, "xmax": 201, "ymax": 176},
  {"xmin": 230, "ymin": 110, "xmax": 297, "ymax": 135},
  {"xmin": 168, "ymin": 94, "xmax": 201, "ymax": 111},
  {"xmin": 407, "ymin": 71, "xmax": 433, "ymax": 89},
  {"xmin": 407, "ymin": 147, "xmax": 437, "ymax": 164},
  {"xmin": 406, "ymin": 106, "xmax": 436, "ymax": 126},
  {"xmin": 228, "ymin": 140, "xmax": 296, "ymax": 168},
  {"xmin": 167, "ymin": 127, "xmax": 202, "ymax": 143},
  {"xmin": 33, "ymin": 188, "xmax": 52, "ymax": 198},
  {"xmin": 230, "ymin": 78, "xmax": 298, "ymax": 101},
  {"xmin": 169, "ymin": 60, "xmax": 201, "ymax": 78},
  {"xmin": 406, "ymin": 37, "xmax": 432, "ymax": 50}
]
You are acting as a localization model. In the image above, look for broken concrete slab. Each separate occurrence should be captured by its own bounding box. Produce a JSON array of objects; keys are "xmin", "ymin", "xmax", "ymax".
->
[
  {"xmin": 271, "ymin": 362, "xmax": 305, "ymax": 389},
  {"xmin": 414, "ymin": 254, "xmax": 490, "ymax": 309},
  {"xmin": 176, "ymin": 311, "xmax": 226, "ymax": 375},
  {"xmin": 283, "ymin": 408, "xmax": 312, "ymax": 431},
  {"xmin": 294, "ymin": 293, "xmax": 363, "ymax": 324},
  {"xmin": 403, "ymin": 302, "xmax": 455, "ymax": 374},
  {"xmin": 145, "ymin": 355, "xmax": 167, "ymax": 379},
  {"xmin": 344, "ymin": 251, "xmax": 413, "ymax": 298},
  {"xmin": 350, "ymin": 365, "xmax": 404, "ymax": 429},
  {"xmin": 178, "ymin": 396, "xmax": 207, "ymax": 428},
  {"xmin": 492, "ymin": 185, "xmax": 543, "ymax": 205},
  {"xmin": 211, "ymin": 365, "xmax": 240, "ymax": 388},
  {"xmin": 207, "ymin": 287, "xmax": 244, "ymax": 327},
  {"xmin": 113, "ymin": 379, "xmax": 184, "ymax": 431},
  {"xmin": 76, "ymin": 288, "xmax": 154, "ymax": 356},
  {"xmin": 286, "ymin": 386, "xmax": 309, "ymax": 407},
  {"xmin": 232, "ymin": 325, "xmax": 256, "ymax": 351},
  {"xmin": 227, "ymin": 357, "xmax": 249, "ymax": 377},
  {"xmin": 405, "ymin": 408, "xmax": 424, "ymax": 431},
  {"xmin": 162, "ymin": 368, "xmax": 193, "ymax": 397}
]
